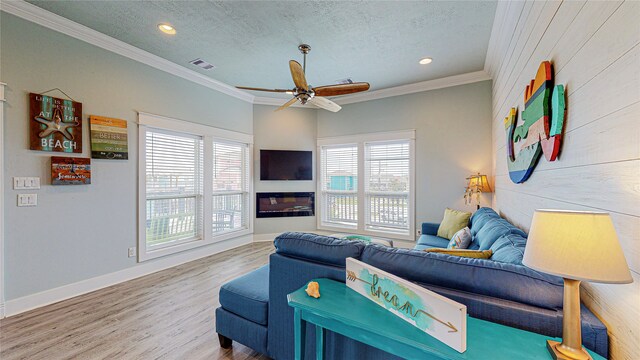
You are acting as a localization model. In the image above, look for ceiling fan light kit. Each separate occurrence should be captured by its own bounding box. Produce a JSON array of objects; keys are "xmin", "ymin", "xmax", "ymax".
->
[{"xmin": 237, "ymin": 44, "xmax": 370, "ymax": 112}]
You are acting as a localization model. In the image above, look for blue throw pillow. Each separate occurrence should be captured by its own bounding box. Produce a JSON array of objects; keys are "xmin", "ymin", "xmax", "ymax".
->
[{"xmin": 447, "ymin": 227, "xmax": 472, "ymax": 249}]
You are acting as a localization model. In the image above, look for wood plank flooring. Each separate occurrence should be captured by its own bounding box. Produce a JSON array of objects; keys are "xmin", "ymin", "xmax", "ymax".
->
[{"xmin": 0, "ymin": 242, "xmax": 275, "ymax": 360}]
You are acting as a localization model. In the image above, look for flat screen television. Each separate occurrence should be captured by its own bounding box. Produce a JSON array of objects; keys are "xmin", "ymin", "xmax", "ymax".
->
[{"xmin": 260, "ymin": 150, "xmax": 312, "ymax": 180}]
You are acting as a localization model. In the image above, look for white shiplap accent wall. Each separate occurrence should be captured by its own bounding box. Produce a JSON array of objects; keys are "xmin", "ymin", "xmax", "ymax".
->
[{"xmin": 485, "ymin": 1, "xmax": 639, "ymax": 359}]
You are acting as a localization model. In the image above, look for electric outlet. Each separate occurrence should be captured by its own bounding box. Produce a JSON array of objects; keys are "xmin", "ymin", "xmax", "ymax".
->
[
  {"xmin": 416, "ymin": 229, "xmax": 422, "ymax": 237},
  {"xmin": 128, "ymin": 247, "xmax": 137, "ymax": 258}
]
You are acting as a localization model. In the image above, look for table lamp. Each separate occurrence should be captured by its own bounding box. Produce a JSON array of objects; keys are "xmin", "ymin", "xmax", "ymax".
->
[
  {"xmin": 523, "ymin": 210, "xmax": 633, "ymax": 360},
  {"xmin": 464, "ymin": 173, "xmax": 492, "ymax": 209}
]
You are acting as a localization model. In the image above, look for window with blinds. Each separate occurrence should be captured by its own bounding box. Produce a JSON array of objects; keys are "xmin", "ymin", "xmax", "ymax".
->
[
  {"xmin": 365, "ymin": 140, "xmax": 410, "ymax": 234},
  {"xmin": 317, "ymin": 131, "xmax": 414, "ymax": 240},
  {"xmin": 145, "ymin": 130, "xmax": 203, "ymax": 247},
  {"xmin": 320, "ymin": 145, "xmax": 358, "ymax": 229},
  {"xmin": 212, "ymin": 141, "xmax": 250, "ymax": 235},
  {"xmin": 139, "ymin": 113, "xmax": 253, "ymax": 261}
]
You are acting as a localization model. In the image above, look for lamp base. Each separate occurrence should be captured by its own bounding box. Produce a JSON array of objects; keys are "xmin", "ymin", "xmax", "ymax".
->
[{"xmin": 546, "ymin": 340, "xmax": 593, "ymax": 360}]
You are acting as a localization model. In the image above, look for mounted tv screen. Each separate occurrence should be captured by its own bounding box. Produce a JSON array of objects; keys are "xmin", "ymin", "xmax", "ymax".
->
[{"xmin": 260, "ymin": 150, "xmax": 312, "ymax": 180}]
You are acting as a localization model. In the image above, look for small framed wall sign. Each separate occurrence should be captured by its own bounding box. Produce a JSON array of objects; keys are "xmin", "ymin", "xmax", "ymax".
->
[
  {"xmin": 346, "ymin": 257, "xmax": 467, "ymax": 352},
  {"xmin": 29, "ymin": 93, "xmax": 82, "ymax": 153},
  {"xmin": 51, "ymin": 157, "xmax": 91, "ymax": 185},
  {"xmin": 89, "ymin": 115, "xmax": 128, "ymax": 160}
]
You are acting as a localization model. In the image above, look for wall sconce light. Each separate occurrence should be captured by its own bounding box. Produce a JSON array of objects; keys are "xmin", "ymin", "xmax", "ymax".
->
[{"xmin": 464, "ymin": 173, "xmax": 492, "ymax": 209}]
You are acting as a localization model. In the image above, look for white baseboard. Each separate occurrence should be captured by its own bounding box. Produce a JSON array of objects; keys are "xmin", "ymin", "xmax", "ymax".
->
[
  {"xmin": 3, "ymin": 235, "xmax": 252, "ymax": 318},
  {"xmin": 252, "ymin": 233, "xmax": 281, "ymax": 242}
]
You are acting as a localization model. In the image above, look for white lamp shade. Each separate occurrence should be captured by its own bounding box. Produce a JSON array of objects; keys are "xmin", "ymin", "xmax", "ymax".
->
[{"xmin": 523, "ymin": 209, "xmax": 633, "ymax": 284}]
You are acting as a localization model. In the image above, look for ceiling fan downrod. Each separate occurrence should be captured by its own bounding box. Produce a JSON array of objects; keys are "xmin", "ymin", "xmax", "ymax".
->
[{"xmin": 298, "ymin": 44, "xmax": 311, "ymax": 74}]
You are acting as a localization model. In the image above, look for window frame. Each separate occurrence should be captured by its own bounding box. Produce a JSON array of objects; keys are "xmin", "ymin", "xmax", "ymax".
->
[
  {"xmin": 317, "ymin": 130, "xmax": 415, "ymax": 241},
  {"xmin": 138, "ymin": 112, "xmax": 253, "ymax": 261},
  {"xmin": 211, "ymin": 139, "xmax": 251, "ymax": 237},
  {"xmin": 319, "ymin": 143, "xmax": 359, "ymax": 230}
]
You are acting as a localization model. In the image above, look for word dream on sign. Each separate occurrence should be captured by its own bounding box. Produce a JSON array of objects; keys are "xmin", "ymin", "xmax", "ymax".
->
[{"xmin": 346, "ymin": 257, "xmax": 467, "ymax": 352}]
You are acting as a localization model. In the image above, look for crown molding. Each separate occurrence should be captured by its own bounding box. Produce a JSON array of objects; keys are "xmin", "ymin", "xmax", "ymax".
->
[
  {"xmin": 1, "ymin": 1, "xmax": 490, "ymax": 108},
  {"xmin": 0, "ymin": 0, "xmax": 254, "ymax": 103},
  {"xmin": 333, "ymin": 71, "xmax": 491, "ymax": 105}
]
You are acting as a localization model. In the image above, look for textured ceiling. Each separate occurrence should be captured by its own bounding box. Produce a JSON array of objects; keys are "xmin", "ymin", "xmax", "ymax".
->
[{"xmin": 28, "ymin": 1, "xmax": 497, "ymax": 98}]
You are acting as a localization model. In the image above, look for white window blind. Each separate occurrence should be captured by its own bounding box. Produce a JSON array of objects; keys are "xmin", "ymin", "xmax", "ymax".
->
[
  {"xmin": 365, "ymin": 140, "xmax": 410, "ymax": 234},
  {"xmin": 145, "ymin": 130, "xmax": 203, "ymax": 247},
  {"xmin": 212, "ymin": 141, "xmax": 250, "ymax": 235},
  {"xmin": 317, "ymin": 130, "xmax": 415, "ymax": 240},
  {"xmin": 320, "ymin": 145, "xmax": 358, "ymax": 229}
]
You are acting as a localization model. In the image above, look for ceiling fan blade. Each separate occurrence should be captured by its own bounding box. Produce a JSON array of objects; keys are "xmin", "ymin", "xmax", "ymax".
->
[
  {"xmin": 289, "ymin": 60, "xmax": 309, "ymax": 91},
  {"xmin": 308, "ymin": 96, "xmax": 341, "ymax": 112},
  {"xmin": 236, "ymin": 86, "xmax": 290, "ymax": 93},
  {"xmin": 313, "ymin": 82, "xmax": 370, "ymax": 97},
  {"xmin": 275, "ymin": 97, "xmax": 299, "ymax": 112}
]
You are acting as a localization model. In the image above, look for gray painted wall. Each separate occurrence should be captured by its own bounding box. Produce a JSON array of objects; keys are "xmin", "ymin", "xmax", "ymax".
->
[
  {"xmin": 317, "ymin": 81, "xmax": 493, "ymax": 229},
  {"xmin": 252, "ymin": 105, "xmax": 317, "ymax": 235},
  {"xmin": 1, "ymin": 13, "xmax": 253, "ymax": 300}
]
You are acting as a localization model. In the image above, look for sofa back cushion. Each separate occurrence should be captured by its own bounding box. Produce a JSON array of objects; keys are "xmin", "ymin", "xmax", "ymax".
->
[
  {"xmin": 469, "ymin": 217, "xmax": 527, "ymax": 250},
  {"xmin": 469, "ymin": 207, "xmax": 500, "ymax": 236},
  {"xmin": 360, "ymin": 245, "xmax": 563, "ymax": 310},
  {"xmin": 274, "ymin": 232, "xmax": 365, "ymax": 266},
  {"xmin": 490, "ymin": 234, "xmax": 528, "ymax": 264}
]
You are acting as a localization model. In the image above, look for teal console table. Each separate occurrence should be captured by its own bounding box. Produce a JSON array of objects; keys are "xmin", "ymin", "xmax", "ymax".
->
[{"xmin": 287, "ymin": 278, "xmax": 605, "ymax": 360}]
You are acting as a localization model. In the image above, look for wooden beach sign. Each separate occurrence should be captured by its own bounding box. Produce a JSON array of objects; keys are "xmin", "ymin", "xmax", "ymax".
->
[
  {"xmin": 346, "ymin": 257, "xmax": 467, "ymax": 352},
  {"xmin": 29, "ymin": 93, "xmax": 82, "ymax": 153}
]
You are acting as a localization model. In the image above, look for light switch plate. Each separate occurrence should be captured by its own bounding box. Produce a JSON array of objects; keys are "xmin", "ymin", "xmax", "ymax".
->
[
  {"xmin": 17, "ymin": 194, "xmax": 37, "ymax": 207},
  {"xmin": 14, "ymin": 177, "xmax": 41, "ymax": 190}
]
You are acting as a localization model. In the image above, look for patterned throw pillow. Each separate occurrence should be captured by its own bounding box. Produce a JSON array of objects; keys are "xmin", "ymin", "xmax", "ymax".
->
[{"xmin": 447, "ymin": 227, "xmax": 472, "ymax": 249}]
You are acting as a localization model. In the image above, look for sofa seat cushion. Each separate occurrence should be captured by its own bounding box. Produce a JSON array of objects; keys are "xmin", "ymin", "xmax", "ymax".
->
[
  {"xmin": 416, "ymin": 234, "xmax": 450, "ymax": 249},
  {"xmin": 275, "ymin": 232, "xmax": 365, "ymax": 266},
  {"xmin": 219, "ymin": 265, "xmax": 269, "ymax": 325},
  {"xmin": 360, "ymin": 244, "xmax": 564, "ymax": 310}
]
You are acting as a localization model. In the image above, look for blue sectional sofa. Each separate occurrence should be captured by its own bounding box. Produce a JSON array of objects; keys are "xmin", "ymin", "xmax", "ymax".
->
[{"xmin": 215, "ymin": 208, "xmax": 608, "ymax": 359}]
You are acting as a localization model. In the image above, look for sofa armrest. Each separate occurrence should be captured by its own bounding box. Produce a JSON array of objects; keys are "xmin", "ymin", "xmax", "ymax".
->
[{"xmin": 421, "ymin": 222, "xmax": 440, "ymax": 236}]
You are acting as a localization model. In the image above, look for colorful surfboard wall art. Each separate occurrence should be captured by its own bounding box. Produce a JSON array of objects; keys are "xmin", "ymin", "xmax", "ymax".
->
[{"xmin": 504, "ymin": 61, "xmax": 566, "ymax": 183}]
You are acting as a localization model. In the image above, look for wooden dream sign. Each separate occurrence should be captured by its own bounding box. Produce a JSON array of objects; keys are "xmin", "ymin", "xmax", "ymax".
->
[
  {"xmin": 504, "ymin": 61, "xmax": 566, "ymax": 183},
  {"xmin": 346, "ymin": 258, "xmax": 467, "ymax": 352},
  {"xmin": 30, "ymin": 93, "xmax": 82, "ymax": 153}
]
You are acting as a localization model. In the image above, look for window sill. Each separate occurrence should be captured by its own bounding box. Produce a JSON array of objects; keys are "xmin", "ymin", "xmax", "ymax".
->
[{"xmin": 139, "ymin": 229, "xmax": 252, "ymax": 262}]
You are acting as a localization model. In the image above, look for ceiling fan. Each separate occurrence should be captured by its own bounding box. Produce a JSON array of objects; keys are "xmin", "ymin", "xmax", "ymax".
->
[{"xmin": 237, "ymin": 44, "xmax": 370, "ymax": 112}]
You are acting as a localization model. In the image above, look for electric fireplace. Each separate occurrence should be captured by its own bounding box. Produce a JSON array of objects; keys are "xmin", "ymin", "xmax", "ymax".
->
[{"xmin": 256, "ymin": 192, "xmax": 315, "ymax": 218}]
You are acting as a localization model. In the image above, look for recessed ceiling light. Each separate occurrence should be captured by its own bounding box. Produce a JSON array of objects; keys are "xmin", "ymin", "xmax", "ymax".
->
[
  {"xmin": 158, "ymin": 23, "xmax": 176, "ymax": 35},
  {"xmin": 419, "ymin": 57, "xmax": 433, "ymax": 65}
]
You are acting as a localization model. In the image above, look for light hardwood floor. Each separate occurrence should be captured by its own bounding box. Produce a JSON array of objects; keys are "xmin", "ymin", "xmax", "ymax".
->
[{"xmin": 0, "ymin": 242, "xmax": 274, "ymax": 360}]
